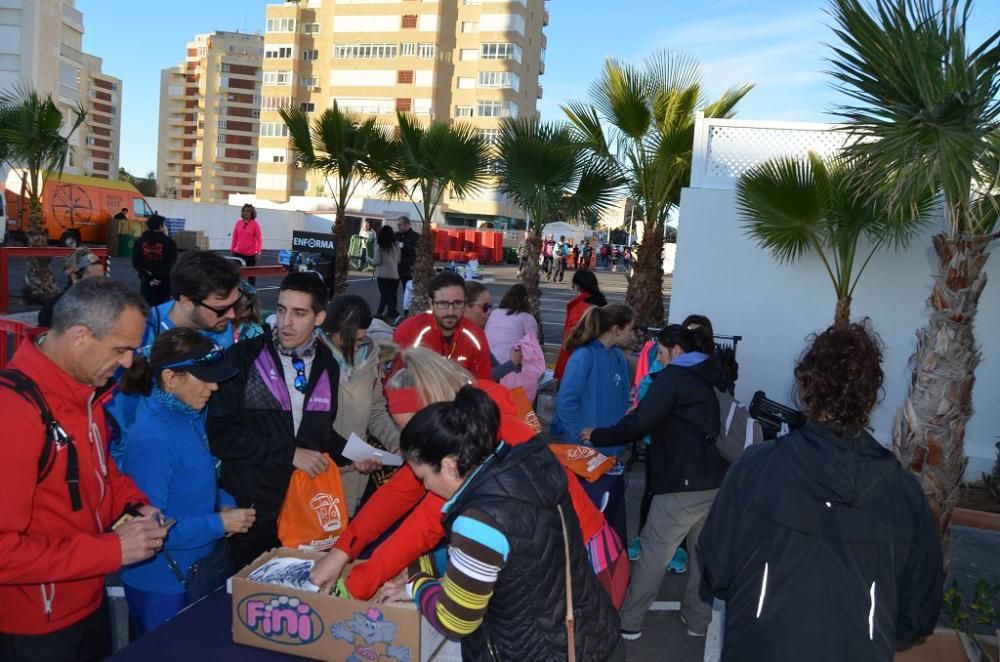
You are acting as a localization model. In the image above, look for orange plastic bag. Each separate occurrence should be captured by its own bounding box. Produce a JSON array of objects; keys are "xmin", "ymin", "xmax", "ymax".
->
[
  {"xmin": 509, "ymin": 385, "xmax": 543, "ymax": 432},
  {"xmin": 277, "ymin": 455, "xmax": 349, "ymax": 551},
  {"xmin": 548, "ymin": 444, "xmax": 617, "ymax": 482}
]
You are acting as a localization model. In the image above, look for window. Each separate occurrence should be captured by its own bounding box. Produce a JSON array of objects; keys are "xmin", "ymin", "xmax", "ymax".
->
[
  {"xmin": 303, "ymin": 22, "xmax": 320, "ymax": 34},
  {"xmin": 461, "ymin": 21, "xmax": 478, "ymax": 33},
  {"xmin": 396, "ymin": 98, "xmax": 412, "ymax": 111},
  {"xmin": 273, "ymin": 154, "xmax": 286, "ymax": 163},
  {"xmin": 302, "ymin": 76, "xmax": 318, "ymax": 87},
  {"xmin": 417, "ymin": 43, "xmax": 435, "ymax": 59},
  {"xmin": 334, "ymin": 43, "xmax": 398, "ymax": 59},
  {"xmin": 260, "ymin": 122, "xmax": 290, "ymax": 138},
  {"xmin": 477, "ymin": 100, "xmax": 511, "ymax": 117},
  {"xmin": 300, "ymin": 102, "xmax": 315, "ymax": 112},
  {"xmin": 478, "ymin": 71, "xmax": 519, "ymax": 90},
  {"xmin": 266, "ymin": 18, "xmax": 297, "ymax": 33},
  {"xmin": 401, "ymin": 42, "xmax": 416, "ymax": 57},
  {"xmin": 262, "ymin": 96, "xmax": 293, "ymax": 111},
  {"xmin": 401, "ymin": 14, "xmax": 418, "ymax": 29},
  {"xmin": 263, "ymin": 71, "xmax": 293, "ymax": 86},
  {"xmin": 480, "ymin": 42, "xmax": 521, "ymax": 61},
  {"xmin": 455, "ymin": 105, "xmax": 473, "ymax": 117},
  {"xmin": 478, "ymin": 128, "xmax": 501, "ymax": 144},
  {"xmin": 303, "ymin": 49, "xmax": 319, "ymax": 61},
  {"xmin": 133, "ymin": 198, "xmax": 153, "ymax": 217},
  {"xmin": 217, "ymin": 134, "xmax": 226, "ymax": 143},
  {"xmin": 217, "ymin": 118, "xmax": 227, "ymax": 129},
  {"xmin": 397, "ymin": 70, "xmax": 414, "ymax": 84},
  {"xmin": 265, "ymin": 46, "xmax": 293, "ymax": 59}
]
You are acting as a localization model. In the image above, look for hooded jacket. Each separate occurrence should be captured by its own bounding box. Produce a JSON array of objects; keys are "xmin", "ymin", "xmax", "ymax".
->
[
  {"xmin": 554, "ymin": 339, "xmax": 632, "ymax": 457},
  {"xmin": 590, "ymin": 353, "xmax": 729, "ymax": 493},
  {"xmin": 132, "ymin": 230, "xmax": 177, "ymax": 283},
  {"xmin": 230, "ymin": 218, "xmax": 262, "ymax": 256},
  {"xmin": 699, "ymin": 423, "xmax": 944, "ymax": 661},
  {"xmin": 393, "ymin": 313, "xmax": 493, "ymax": 381},
  {"xmin": 0, "ymin": 334, "xmax": 148, "ymax": 635},
  {"xmin": 554, "ymin": 292, "xmax": 602, "ymax": 379}
]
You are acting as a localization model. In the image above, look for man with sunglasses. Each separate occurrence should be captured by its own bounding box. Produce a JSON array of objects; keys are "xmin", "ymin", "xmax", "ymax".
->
[
  {"xmin": 393, "ymin": 271, "xmax": 493, "ymax": 381},
  {"xmin": 207, "ymin": 272, "xmax": 372, "ymax": 569}
]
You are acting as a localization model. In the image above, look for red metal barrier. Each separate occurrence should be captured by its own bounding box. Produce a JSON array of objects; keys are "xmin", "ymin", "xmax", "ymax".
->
[
  {"xmin": 0, "ymin": 247, "xmax": 110, "ymax": 315},
  {"xmin": 239, "ymin": 265, "xmax": 288, "ymax": 278},
  {"xmin": 0, "ymin": 319, "xmax": 32, "ymax": 369}
]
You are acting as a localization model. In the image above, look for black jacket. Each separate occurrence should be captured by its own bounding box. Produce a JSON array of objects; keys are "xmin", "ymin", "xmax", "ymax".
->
[
  {"xmin": 698, "ymin": 423, "xmax": 944, "ymax": 661},
  {"xmin": 444, "ymin": 439, "xmax": 619, "ymax": 662},
  {"xmin": 207, "ymin": 336, "xmax": 348, "ymax": 523},
  {"xmin": 591, "ymin": 355, "xmax": 729, "ymax": 494},
  {"xmin": 394, "ymin": 228, "xmax": 419, "ymax": 281},
  {"xmin": 132, "ymin": 230, "xmax": 177, "ymax": 282}
]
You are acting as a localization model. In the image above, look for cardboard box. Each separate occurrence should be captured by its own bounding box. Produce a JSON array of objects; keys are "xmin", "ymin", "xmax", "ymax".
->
[
  {"xmin": 174, "ymin": 230, "xmax": 208, "ymax": 251},
  {"xmin": 230, "ymin": 548, "xmax": 447, "ymax": 662},
  {"xmin": 895, "ymin": 629, "xmax": 999, "ymax": 662}
]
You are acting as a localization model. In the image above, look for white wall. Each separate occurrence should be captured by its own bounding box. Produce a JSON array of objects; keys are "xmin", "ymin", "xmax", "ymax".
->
[
  {"xmin": 147, "ymin": 197, "xmax": 332, "ymax": 251},
  {"xmin": 670, "ymin": 186, "xmax": 1000, "ymax": 477}
]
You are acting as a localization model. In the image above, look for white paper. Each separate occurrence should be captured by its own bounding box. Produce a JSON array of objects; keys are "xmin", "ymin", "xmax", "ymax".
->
[
  {"xmin": 342, "ymin": 433, "xmax": 403, "ymax": 466},
  {"xmin": 247, "ymin": 557, "xmax": 320, "ymax": 592}
]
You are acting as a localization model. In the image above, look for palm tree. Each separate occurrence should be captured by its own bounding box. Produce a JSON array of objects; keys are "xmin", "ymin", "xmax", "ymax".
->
[
  {"xmin": 382, "ymin": 113, "xmax": 491, "ymax": 313},
  {"xmin": 280, "ymin": 103, "xmax": 394, "ymax": 295},
  {"xmin": 827, "ymin": 0, "xmax": 1000, "ymax": 539},
  {"xmin": 564, "ymin": 50, "xmax": 753, "ymax": 326},
  {"xmin": 0, "ymin": 85, "xmax": 86, "ymax": 302},
  {"xmin": 494, "ymin": 116, "xmax": 622, "ymax": 332},
  {"xmin": 737, "ymin": 152, "xmax": 934, "ymax": 327}
]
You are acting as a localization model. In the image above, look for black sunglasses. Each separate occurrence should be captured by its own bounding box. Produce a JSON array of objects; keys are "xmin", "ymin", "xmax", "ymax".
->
[{"xmin": 195, "ymin": 293, "xmax": 245, "ymax": 317}]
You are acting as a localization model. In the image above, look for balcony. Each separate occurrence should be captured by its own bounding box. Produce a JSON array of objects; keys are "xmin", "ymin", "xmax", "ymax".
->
[
  {"xmin": 542, "ymin": 9, "xmax": 549, "ymax": 26},
  {"xmin": 537, "ymin": 85, "xmax": 543, "ymax": 99},
  {"xmin": 60, "ymin": 44, "xmax": 84, "ymax": 65},
  {"xmin": 62, "ymin": 3, "xmax": 84, "ymax": 30}
]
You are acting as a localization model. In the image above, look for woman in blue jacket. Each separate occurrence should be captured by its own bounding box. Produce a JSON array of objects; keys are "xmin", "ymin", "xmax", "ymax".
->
[
  {"xmin": 553, "ymin": 303, "xmax": 635, "ymax": 543},
  {"xmin": 118, "ymin": 328, "xmax": 257, "ymax": 635}
]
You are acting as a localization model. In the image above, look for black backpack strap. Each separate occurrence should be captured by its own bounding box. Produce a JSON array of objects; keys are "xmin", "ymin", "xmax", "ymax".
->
[{"xmin": 0, "ymin": 369, "xmax": 83, "ymax": 511}]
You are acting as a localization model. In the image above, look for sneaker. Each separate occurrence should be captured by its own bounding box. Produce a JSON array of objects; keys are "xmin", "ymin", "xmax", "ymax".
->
[
  {"xmin": 627, "ymin": 538, "xmax": 641, "ymax": 561},
  {"xmin": 679, "ymin": 614, "xmax": 706, "ymax": 638},
  {"xmin": 667, "ymin": 547, "xmax": 688, "ymax": 574},
  {"xmin": 620, "ymin": 629, "xmax": 642, "ymax": 641}
]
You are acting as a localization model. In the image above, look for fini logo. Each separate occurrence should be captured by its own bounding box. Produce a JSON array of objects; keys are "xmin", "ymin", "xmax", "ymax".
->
[{"xmin": 238, "ymin": 593, "xmax": 324, "ymax": 646}]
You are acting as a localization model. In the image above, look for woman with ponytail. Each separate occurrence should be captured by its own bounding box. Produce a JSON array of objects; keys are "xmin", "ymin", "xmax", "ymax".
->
[
  {"xmin": 117, "ymin": 328, "xmax": 256, "ymax": 635},
  {"xmin": 554, "ymin": 269, "xmax": 608, "ymax": 379},
  {"xmin": 377, "ymin": 386, "xmax": 623, "ymax": 662}
]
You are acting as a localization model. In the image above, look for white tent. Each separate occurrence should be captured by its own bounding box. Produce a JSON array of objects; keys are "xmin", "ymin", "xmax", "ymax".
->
[{"xmin": 541, "ymin": 221, "xmax": 592, "ymax": 243}]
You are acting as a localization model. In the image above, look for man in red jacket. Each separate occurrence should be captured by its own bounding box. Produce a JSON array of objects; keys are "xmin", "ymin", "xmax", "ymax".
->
[
  {"xmin": 393, "ymin": 270, "xmax": 492, "ymax": 380},
  {"xmin": 0, "ymin": 279, "xmax": 167, "ymax": 662}
]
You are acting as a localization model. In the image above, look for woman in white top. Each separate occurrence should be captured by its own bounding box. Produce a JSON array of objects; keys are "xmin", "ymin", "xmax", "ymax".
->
[{"xmin": 373, "ymin": 225, "xmax": 400, "ymax": 319}]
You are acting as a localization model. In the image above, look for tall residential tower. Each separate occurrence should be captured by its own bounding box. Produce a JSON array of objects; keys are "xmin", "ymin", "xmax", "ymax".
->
[
  {"xmin": 256, "ymin": 0, "xmax": 548, "ymax": 227},
  {"xmin": 0, "ymin": 0, "xmax": 123, "ymax": 179},
  {"xmin": 156, "ymin": 31, "xmax": 264, "ymax": 203}
]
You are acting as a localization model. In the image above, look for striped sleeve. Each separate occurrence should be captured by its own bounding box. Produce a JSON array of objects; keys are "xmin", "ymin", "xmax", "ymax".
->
[{"xmin": 408, "ymin": 509, "xmax": 508, "ymax": 640}]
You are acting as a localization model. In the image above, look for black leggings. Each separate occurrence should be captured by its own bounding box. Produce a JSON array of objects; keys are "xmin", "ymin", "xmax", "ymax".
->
[
  {"xmin": 376, "ymin": 277, "xmax": 399, "ymax": 317},
  {"xmin": 233, "ymin": 252, "xmax": 256, "ymax": 285}
]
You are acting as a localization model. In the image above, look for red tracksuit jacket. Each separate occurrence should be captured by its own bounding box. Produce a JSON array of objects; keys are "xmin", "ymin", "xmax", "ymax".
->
[
  {"xmin": 393, "ymin": 313, "xmax": 493, "ymax": 381},
  {"xmin": 336, "ymin": 381, "xmax": 607, "ymax": 599},
  {"xmin": 0, "ymin": 336, "xmax": 147, "ymax": 635}
]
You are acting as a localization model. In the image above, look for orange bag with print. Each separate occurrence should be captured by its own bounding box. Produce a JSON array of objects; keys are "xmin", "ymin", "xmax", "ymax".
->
[
  {"xmin": 509, "ymin": 385, "xmax": 543, "ymax": 432},
  {"xmin": 548, "ymin": 444, "xmax": 617, "ymax": 483},
  {"xmin": 277, "ymin": 454, "xmax": 349, "ymax": 551}
]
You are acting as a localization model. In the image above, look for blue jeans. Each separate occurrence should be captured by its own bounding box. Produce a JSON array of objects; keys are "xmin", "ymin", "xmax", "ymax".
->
[{"xmin": 124, "ymin": 585, "xmax": 187, "ymax": 636}]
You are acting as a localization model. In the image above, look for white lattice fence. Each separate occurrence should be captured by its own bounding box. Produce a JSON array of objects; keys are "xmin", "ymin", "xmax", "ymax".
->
[{"xmin": 691, "ymin": 115, "xmax": 850, "ymax": 189}]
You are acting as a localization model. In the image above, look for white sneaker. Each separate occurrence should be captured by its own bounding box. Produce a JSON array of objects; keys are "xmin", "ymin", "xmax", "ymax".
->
[{"xmin": 680, "ymin": 614, "xmax": 706, "ymax": 638}]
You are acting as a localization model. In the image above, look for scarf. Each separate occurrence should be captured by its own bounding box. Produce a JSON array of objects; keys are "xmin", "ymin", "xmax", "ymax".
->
[{"xmin": 271, "ymin": 326, "xmax": 317, "ymax": 358}]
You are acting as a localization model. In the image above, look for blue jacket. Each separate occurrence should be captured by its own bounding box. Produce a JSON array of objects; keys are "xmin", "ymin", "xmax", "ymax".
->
[
  {"xmin": 552, "ymin": 340, "xmax": 631, "ymax": 457},
  {"xmin": 119, "ymin": 392, "xmax": 234, "ymax": 593},
  {"xmin": 108, "ymin": 301, "xmax": 236, "ymax": 463}
]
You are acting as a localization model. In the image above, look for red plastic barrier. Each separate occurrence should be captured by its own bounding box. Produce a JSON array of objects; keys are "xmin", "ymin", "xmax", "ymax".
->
[{"xmin": 0, "ymin": 319, "xmax": 32, "ymax": 369}]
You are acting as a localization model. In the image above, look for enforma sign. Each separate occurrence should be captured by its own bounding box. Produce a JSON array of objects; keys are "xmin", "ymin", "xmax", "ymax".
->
[{"xmin": 291, "ymin": 231, "xmax": 336, "ymax": 255}]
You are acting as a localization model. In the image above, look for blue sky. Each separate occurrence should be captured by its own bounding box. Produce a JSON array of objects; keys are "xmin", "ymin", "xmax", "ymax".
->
[{"xmin": 77, "ymin": 0, "xmax": 1000, "ymax": 177}]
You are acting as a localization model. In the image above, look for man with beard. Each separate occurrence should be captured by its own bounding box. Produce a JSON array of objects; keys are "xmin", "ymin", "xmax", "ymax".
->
[{"xmin": 393, "ymin": 271, "xmax": 492, "ymax": 380}]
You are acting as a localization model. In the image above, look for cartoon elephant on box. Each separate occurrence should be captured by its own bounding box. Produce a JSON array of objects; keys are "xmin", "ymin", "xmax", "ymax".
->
[{"xmin": 331, "ymin": 607, "xmax": 411, "ymax": 662}]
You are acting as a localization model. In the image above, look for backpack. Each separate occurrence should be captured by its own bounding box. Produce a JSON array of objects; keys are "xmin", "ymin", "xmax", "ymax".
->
[
  {"xmin": 559, "ymin": 243, "xmax": 570, "ymax": 257},
  {"xmin": 0, "ymin": 370, "xmax": 83, "ymax": 511},
  {"xmin": 690, "ymin": 371, "xmax": 763, "ymax": 463}
]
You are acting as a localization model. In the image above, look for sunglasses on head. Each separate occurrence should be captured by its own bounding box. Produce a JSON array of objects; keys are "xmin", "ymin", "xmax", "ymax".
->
[{"xmin": 159, "ymin": 346, "xmax": 225, "ymax": 371}]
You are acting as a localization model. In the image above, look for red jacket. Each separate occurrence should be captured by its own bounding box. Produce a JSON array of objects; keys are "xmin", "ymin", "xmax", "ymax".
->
[
  {"xmin": 336, "ymin": 381, "xmax": 607, "ymax": 599},
  {"xmin": 230, "ymin": 218, "xmax": 262, "ymax": 256},
  {"xmin": 0, "ymin": 335, "xmax": 147, "ymax": 635},
  {"xmin": 393, "ymin": 313, "xmax": 493, "ymax": 381},
  {"xmin": 554, "ymin": 293, "xmax": 595, "ymax": 379}
]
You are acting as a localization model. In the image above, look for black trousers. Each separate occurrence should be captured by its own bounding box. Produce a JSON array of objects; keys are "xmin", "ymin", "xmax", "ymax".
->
[
  {"xmin": 376, "ymin": 277, "xmax": 399, "ymax": 317},
  {"xmin": 228, "ymin": 516, "xmax": 280, "ymax": 572},
  {"xmin": 0, "ymin": 599, "xmax": 110, "ymax": 662},
  {"xmin": 139, "ymin": 278, "xmax": 171, "ymax": 307},
  {"xmin": 233, "ymin": 252, "xmax": 256, "ymax": 285}
]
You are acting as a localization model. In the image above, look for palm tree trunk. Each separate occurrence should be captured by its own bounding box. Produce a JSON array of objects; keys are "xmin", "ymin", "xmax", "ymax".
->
[
  {"xmin": 893, "ymin": 233, "xmax": 993, "ymax": 547},
  {"xmin": 22, "ymin": 199, "xmax": 56, "ymax": 304},
  {"xmin": 333, "ymin": 210, "xmax": 349, "ymax": 296},
  {"xmin": 625, "ymin": 224, "xmax": 666, "ymax": 327},
  {"xmin": 834, "ymin": 297, "xmax": 852, "ymax": 328},
  {"xmin": 520, "ymin": 234, "xmax": 543, "ymax": 342},
  {"xmin": 410, "ymin": 225, "xmax": 436, "ymax": 314}
]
